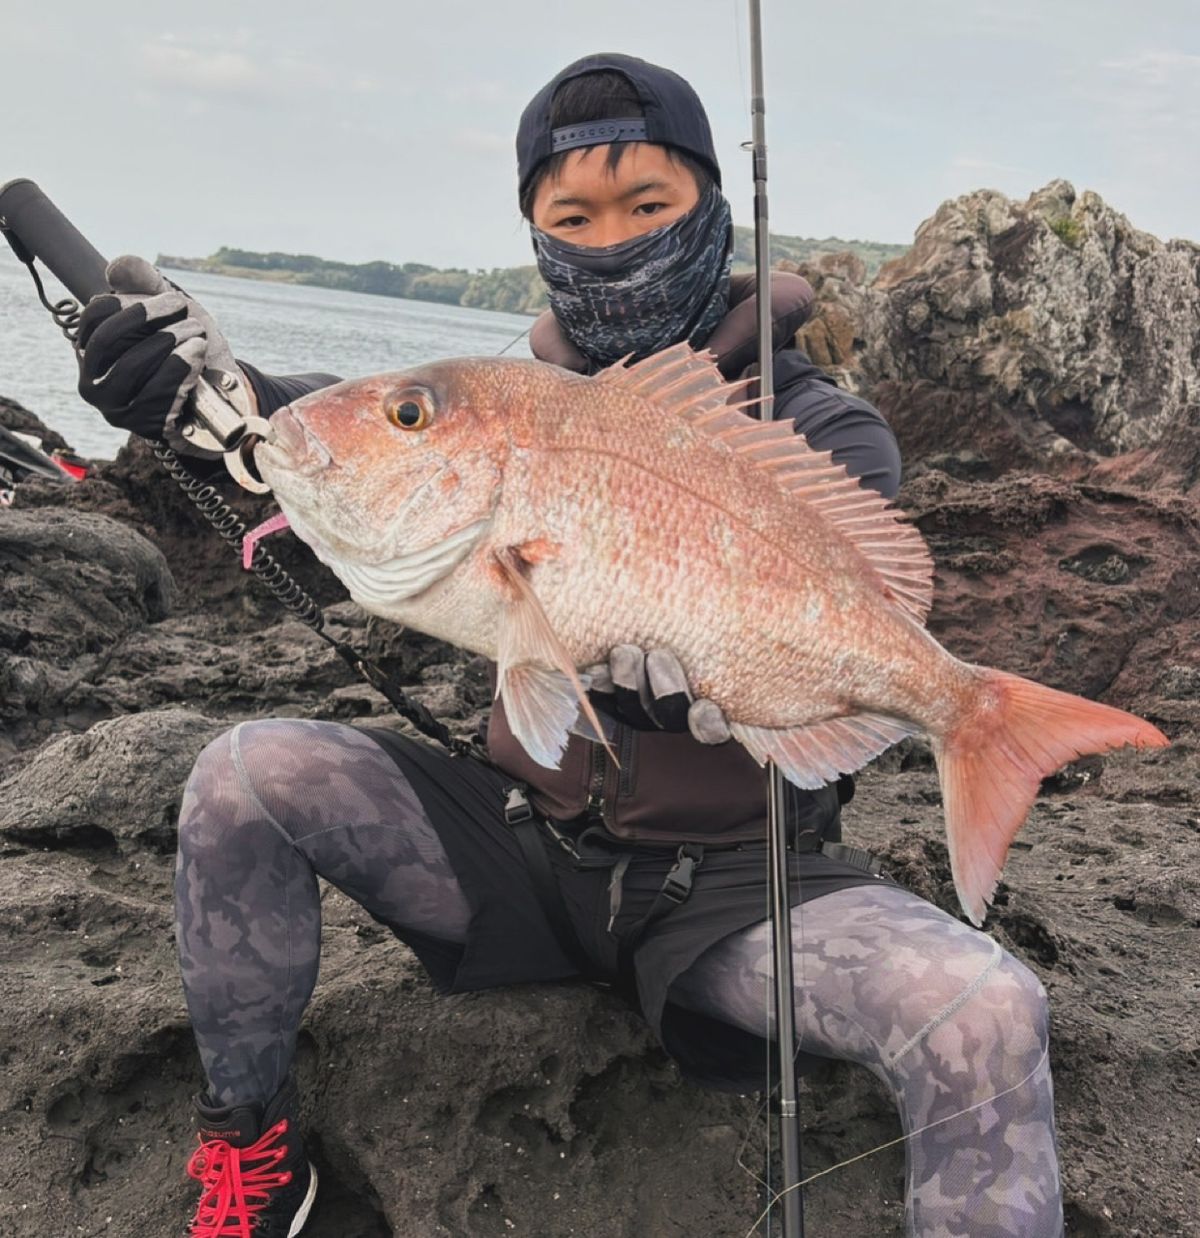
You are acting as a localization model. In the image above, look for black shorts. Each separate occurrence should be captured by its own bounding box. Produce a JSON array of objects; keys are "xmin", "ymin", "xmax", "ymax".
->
[{"xmin": 358, "ymin": 725, "xmax": 890, "ymax": 1093}]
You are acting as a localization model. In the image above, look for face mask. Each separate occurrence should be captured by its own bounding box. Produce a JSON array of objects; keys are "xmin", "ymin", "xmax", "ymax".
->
[{"xmin": 531, "ymin": 182, "xmax": 733, "ymax": 369}]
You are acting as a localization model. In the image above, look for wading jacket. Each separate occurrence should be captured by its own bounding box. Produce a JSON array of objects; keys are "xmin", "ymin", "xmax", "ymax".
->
[{"xmin": 484, "ymin": 273, "xmax": 902, "ymax": 847}]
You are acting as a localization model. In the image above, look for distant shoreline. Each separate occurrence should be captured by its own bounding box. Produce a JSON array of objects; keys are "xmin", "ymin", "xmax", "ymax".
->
[{"xmin": 159, "ymin": 230, "xmax": 909, "ymax": 316}]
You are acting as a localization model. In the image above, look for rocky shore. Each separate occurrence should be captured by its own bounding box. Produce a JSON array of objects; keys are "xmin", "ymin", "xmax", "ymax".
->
[{"xmin": 1, "ymin": 181, "xmax": 1198, "ymax": 1236}]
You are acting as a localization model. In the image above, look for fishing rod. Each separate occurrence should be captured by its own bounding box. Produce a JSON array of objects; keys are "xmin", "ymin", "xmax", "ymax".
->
[{"xmin": 746, "ymin": 2, "xmax": 806, "ymax": 1234}]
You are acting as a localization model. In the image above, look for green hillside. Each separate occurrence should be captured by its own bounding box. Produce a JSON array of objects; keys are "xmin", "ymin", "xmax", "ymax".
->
[
  {"xmin": 159, "ymin": 228, "xmax": 906, "ymax": 316},
  {"xmin": 730, "ymin": 226, "xmax": 907, "ymax": 274}
]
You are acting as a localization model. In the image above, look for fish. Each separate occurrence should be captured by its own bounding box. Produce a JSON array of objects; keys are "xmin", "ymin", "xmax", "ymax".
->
[{"xmin": 251, "ymin": 343, "xmax": 1168, "ymax": 925}]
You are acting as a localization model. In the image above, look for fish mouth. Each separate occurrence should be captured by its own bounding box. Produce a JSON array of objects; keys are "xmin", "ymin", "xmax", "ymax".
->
[
  {"xmin": 257, "ymin": 407, "xmax": 332, "ymax": 476},
  {"xmin": 255, "ymin": 408, "xmax": 495, "ymax": 602},
  {"xmin": 331, "ymin": 516, "xmax": 493, "ymax": 606}
]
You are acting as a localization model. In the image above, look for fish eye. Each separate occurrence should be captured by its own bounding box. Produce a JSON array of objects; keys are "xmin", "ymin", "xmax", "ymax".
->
[{"xmin": 386, "ymin": 390, "xmax": 434, "ymax": 431}]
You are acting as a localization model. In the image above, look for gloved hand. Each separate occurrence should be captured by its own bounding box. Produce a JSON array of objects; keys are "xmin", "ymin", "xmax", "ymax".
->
[
  {"xmin": 585, "ymin": 645, "xmax": 732, "ymax": 744},
  {"xmin": 76, "ymin": 255, "xmax": 238, "ymax": 449}
]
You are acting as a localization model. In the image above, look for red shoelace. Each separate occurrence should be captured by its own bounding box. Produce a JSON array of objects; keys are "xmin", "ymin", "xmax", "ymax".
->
[{"xmin": 186, "ymin": 1119, "xmax": 294, "ymax": 1238}]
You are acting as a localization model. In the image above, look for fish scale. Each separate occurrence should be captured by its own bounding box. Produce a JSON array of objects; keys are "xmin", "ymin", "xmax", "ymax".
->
[
  {"xmin": 254, "ymin": 342, "xmax": 1168, "ymax": 926},
  {"xmin": 504, "ymin": 396, "xmax": 917, "ymax": 723}
]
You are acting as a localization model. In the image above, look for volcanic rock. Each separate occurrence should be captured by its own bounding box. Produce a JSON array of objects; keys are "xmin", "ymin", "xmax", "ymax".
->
[
  {"xmin": 0, "ymin": 709, "xmax": 228, "ymax": 852},
  {"xmin": 794, "ymin": 180, "xmax": 1200, "ymax": 481},
  {"xmin": 0, "ymin": 393, "xmax": 73, "ymax": 454}
]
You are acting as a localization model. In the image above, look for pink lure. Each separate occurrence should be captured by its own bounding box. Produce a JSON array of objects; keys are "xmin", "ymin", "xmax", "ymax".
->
[{"xmin": 242, "ymin": 512, "xmax": 291, "ymax": 569}]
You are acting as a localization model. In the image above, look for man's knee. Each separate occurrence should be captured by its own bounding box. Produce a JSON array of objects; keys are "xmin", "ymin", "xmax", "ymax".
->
[
  {"xmin": 901, "ymin": 940, "xmax": 1050, "ymax": 1087},
  {"xmin": 178, "ymin": 720, "xmax": 308, "ymax": 851},
  {"xmin": 993, "ymin": 951, "xmax": 1051, "ymax": 1051},
  {"xmin": 939, "ymin": 947, "xmax": 1050, "ymax": 1084}
]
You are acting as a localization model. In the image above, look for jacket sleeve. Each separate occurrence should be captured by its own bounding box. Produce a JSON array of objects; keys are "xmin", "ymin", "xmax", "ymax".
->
[
  {"xmin": 773, "ymin": 354, "xmax": 901, "ymax": 500},
  {"xmin": 238, "ymin": 361, "xmax": 343, "ymax": 417}
]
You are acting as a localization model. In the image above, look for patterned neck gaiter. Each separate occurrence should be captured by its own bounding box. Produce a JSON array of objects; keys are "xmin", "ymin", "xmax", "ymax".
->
[{"xmin": 531, "ymin": 183, "xmax": 733, "ymax": 370}]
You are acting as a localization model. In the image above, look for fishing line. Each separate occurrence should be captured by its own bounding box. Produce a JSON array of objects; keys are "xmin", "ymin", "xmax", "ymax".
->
[
  {"xmin": 737, "ymin": 1040, "xmax": 1053, "ymax": 1237},
  {"xmin": 732, "ymin": 0, "xmax": 749, "ymax": 118},
  {"xmin": 495, "ymin": 324, "xmax": 532, "ymax": 356}
]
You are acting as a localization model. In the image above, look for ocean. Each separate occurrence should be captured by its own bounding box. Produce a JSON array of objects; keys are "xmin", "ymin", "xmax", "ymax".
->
[{"xmin": 0, "ymin": 247, "xmax": 534, "ymax": 460}]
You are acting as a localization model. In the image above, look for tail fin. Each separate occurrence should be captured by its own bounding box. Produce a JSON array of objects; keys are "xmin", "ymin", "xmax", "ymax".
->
[{"xmin": 933, "ymin": 671, "xmax": 1168, "ymax": 926}]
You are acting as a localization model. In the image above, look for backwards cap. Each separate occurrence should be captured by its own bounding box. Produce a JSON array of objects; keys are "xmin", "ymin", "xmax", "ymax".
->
[{"xmin": 516, "ymin": 52, "xmax": 722, "ymax": 200}]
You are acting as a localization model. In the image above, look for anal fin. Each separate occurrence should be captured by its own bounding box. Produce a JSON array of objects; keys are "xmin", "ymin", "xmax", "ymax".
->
[{"xmin": 730, "ymin": 711, "xmax": 919, "ymax": 790}]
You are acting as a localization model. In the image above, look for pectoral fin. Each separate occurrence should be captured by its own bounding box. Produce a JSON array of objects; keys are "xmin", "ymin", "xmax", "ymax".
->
[{"xmin": 493, "ymin": 548, "xmax": 614, "ymax": 769}]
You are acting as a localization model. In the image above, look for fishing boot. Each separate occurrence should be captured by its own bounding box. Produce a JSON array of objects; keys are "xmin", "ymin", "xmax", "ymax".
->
[{"xmin": 185, "ymin": 1076, "xmax": 318, "ymax": 1237}]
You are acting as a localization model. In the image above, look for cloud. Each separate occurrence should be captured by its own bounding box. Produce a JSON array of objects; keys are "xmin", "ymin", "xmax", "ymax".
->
[
  {"xmin": 959, "ymin": 0, "xmax": 1047, "ymax": 30},
  {"xmin": 1067, "ymin": 46, "xmax": 1200, "ymax": 154},
  {"xmin": 441, "ymin": 80, "xmax": 516, "ymax": 105},
  {"xmin": 140, "ymin": 41, "xmax": 261, "ymax": 96},
  {"xmin": 1095, "ymin": 48, "xmax": 1200, "ymax": 127},
  {"xmin": 137, "ymin": 36, "xmax": 391, "ymax": 103},
  {"xmin": 1100, "ymin": 50, "xmax": 1200, "ymax": 86}
]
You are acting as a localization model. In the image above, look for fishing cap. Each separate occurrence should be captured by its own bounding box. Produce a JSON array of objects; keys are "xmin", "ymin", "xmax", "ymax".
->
[{"xmin": 516, "ymin": 52, "xmax": 722, "ymax": 199}]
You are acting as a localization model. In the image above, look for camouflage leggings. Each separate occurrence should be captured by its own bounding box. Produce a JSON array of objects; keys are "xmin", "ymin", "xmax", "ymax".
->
[
  {"xmin": 176, "ymin": 719, "xmax": 1062, "ymax": 1237},
  {"xmin": 670, "ymin": 886, "xmax": 1062, "ymax": 1236}
]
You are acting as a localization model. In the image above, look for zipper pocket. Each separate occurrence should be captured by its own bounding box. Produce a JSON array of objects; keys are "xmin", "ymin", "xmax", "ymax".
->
[{"xmin": 587, "ymin": 742, "xmax": 607, "ymax": 819}]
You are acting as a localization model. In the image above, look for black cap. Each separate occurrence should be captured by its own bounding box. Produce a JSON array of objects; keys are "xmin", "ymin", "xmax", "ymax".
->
[{"xmin": 516, "ymin": 53, "xmax": 722, "ymax": 200}]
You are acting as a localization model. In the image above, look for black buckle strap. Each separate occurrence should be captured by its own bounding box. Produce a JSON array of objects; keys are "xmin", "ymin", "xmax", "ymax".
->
[
  {"xmin": 661, "ymin": 843, "xmax": 703, "ymax": 904},
  {"xmin": 504, "ymin": 785, "xmax": 599, "ymax": 979},
  {"xmin": 610, "ymin": 842, "xmax": 705, "ymax": 1001},
  {"xmin": 503, "ymin": 786, "xmax": 534, "ymax": 825},
  {"xmin": 615, "ymin": 844, "xmax": 705, "ymax": 945}
]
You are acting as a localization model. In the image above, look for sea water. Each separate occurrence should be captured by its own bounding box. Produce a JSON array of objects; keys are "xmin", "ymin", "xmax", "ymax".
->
[{"xmin": 0, "ymin": 248, "xmax": 534, "ymax": 460}]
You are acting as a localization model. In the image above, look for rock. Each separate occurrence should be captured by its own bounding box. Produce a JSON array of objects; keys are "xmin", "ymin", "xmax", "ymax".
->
[
  {"xmin": 789, "ymin": 251, "xmax": 871, "ymax": 383},
  {"xmin": 14, "ymin": 434, "xmax": 348, "ymax": 619},
  {"xmin": 0, "ymin": 509, "xmax": 175, "ymax": 752},
  {"xmin": 0, "ymin": 508, "xmax": 173, "ymax": 659},
  {"xmin": 0, "ymin": 394, "xmax": 74, "ymax": 454},
  {"xmin": 804, "ymin": 181, "xmax": 1200, "ymax": 474},
  {"xmin": 0, "ymin": 709, "xmax": 228, "ymax": 852},
  {"xmin": 900, "ymin": 471, "xmax": 1200, "ymax": 714}
]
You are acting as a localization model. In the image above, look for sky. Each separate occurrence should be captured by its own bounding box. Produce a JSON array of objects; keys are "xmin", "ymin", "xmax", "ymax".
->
[{"xmin": 2, "ymin": 1, "xmax": 1197, "ymax": 271}]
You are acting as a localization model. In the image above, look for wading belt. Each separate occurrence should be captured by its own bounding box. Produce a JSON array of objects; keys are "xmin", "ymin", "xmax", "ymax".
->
[{"xmin": 503, "ymin": 784, "xmax": 883, "ymax": 1001}]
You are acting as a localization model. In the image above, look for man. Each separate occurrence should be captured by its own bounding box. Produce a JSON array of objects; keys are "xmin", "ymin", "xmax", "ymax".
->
[{"xmin": 77, "ymin": 52, "xmax": 1063, "ymax": 1238}]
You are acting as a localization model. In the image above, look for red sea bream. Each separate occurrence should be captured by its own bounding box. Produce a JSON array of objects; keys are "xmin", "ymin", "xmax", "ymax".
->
[{"xmin": 251, "ymin": 344, "xmax": 1168, "ymax": 924}]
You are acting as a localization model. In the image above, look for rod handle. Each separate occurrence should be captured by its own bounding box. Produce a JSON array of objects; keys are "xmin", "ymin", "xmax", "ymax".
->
[{"xmin": 0, "ymin": 178, "xmax": 111, "ymax": 303}]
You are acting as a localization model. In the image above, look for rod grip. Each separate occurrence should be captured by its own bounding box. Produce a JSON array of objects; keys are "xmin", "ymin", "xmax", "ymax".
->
[{"xmin": 0, "ymin": 178, "xmax": 111, "ymax": 303}]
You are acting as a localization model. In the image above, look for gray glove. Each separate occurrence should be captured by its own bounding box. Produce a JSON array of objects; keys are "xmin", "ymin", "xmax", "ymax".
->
[
  {"xmin": 76, "ymin": 255, "xmax": 237, "ymax": 452},
  {"xmin": 585, "ymin": 645, "xmax": 732, "ymax": 745}
]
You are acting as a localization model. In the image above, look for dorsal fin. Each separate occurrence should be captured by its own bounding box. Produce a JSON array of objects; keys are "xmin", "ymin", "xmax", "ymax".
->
[{"xmin": 596, "ymin": 345, "xmax": 934, "ymax": 623}]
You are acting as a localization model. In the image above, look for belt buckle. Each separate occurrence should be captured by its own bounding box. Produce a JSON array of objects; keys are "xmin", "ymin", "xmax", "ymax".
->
[
  {"xmin": 663, "ymin": 844, "xmax": 703, "ymax": 904},
  {"xmin": 503, "ymin": 785, "xmax": 534, "ymax": 826}
]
